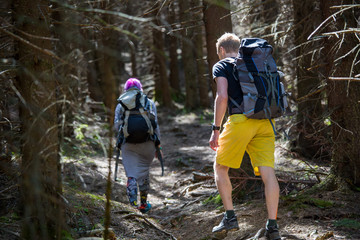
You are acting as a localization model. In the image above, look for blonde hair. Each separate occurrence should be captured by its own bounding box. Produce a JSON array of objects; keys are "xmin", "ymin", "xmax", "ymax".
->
[{"xmin": 216, "ymin": 33, "xmax": 240, "ymax": 54}]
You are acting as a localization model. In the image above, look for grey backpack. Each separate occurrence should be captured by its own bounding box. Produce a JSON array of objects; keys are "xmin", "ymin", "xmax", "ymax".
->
[
  {"xmin": 117, "ymin": 88, "xmax": 157, "ymax": 144},
  {"xmin": 229, "ymin": 38, "xmax": 288, "ymax": 120}
]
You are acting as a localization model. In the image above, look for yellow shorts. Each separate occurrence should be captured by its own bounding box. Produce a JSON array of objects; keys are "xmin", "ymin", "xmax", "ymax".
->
[{"xmin": 216, "ymin": 114, "xmax": 275, "ymax": 176}]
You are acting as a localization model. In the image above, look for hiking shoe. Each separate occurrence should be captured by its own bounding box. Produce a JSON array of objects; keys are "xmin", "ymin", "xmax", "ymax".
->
[
  {"xmin": 265, "ymin": 225, "xmax": 281, "ymax": 240},
  {"xmin": 212, "ymin": 213, "xmax": 239, "ymax": 233},
  {"xmin": 138, "ymin": 202, "xmax": 152, "ymax": 213}
]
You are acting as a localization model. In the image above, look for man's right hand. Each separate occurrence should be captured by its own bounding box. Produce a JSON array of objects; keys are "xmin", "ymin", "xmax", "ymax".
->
[{"xmin": 209, "ymin": 130, "xmax": 220, "ymax": 151}]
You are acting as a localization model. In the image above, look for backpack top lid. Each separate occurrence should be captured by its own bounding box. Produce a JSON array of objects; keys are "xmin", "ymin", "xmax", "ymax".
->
[
  {"xmin": 117, "ymin": 88, "xmax": 145, "ymax": 110},
  {"xmin": 238, "ymin": 38, "xmax": 273, "ymax": 58}
]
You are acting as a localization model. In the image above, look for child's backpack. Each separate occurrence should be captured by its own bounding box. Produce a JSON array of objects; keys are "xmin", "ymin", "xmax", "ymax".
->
[
  {"xmin": 117, "ymin": 88, "xmax": 157, "ymax": 144},
  {"xmin": 229, "ymin": 38, "xmax": 289, "ymax": 120}
]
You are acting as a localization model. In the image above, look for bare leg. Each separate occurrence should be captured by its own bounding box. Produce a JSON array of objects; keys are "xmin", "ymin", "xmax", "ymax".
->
[
  {"xmin": 259, "ymin": 166, "xmax": 279, "ymax": 219},
  {"xmin": 214, "ymin": 162, "xmax": 233, "ymax": 210},
  {"xmin": 212, "ymin": 162, "xmax": 239, "ymax": 233}
]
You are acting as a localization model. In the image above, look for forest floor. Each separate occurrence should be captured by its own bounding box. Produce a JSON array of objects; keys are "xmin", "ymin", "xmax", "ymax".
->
[{"xmin": 1, "ymin": 107, "xmax": 360, "ymax": 240}]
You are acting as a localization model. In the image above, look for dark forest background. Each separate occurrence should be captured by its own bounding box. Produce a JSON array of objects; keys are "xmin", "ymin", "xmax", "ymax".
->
[{"xmin": 0, "ymin": 0, "xmax": 359, "ymax": 239}]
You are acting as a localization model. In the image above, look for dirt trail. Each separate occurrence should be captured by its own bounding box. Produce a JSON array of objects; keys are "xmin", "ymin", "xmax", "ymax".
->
[{"xmin": 91, "ymin": 108, "xmax": 360, "ymax": 240}]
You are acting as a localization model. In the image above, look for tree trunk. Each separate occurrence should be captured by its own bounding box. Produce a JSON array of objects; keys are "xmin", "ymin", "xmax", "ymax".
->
[
  {"xmin": 13, "ymin": 0, "xmax": 63, "ymax": 238},
  {"xmin": 52, "ymin": 2, "xmax": 87, "ymax": 137},
  {"xmin": 203, "ymin": 0, "xmax": 232, "ymax": 98},
  {"xmin": 96, "ymin": 3, "xmax": 117, "ymax": 116},
  {"xmin": 293, "ymin": 0, "xmax": 327, "ymax": 159},
  {"xmin": 194, "ymin": 0, "xmax": 210, "ymax": 108},
  {"xmin": 152, "ymin": 5, "xmax": 173, "ymax": 108},
  {"xmin": 179, "ymin": 0, "xmax": 199, "ymax": 109},
  {"xmin": 321, "ymin": 0, "xmax": 360, "ymax": 187},
  {"xmin": 167, "ymin": 1, "xmax": 181, "ymax": 94}
]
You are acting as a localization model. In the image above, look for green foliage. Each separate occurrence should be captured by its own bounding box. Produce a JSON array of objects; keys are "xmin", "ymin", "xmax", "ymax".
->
[
  {"xmin": 199, "ymin": 109, "xmax": 214, "ymax": 124},
  {"xmin": 203, "ymin": 194, "xmax": 222, "ymax": 207},
  {"xmin": 334, "ymin": 218, "xmax": 360, "ymax": 229},
  {"xmin": 282, "ymin": 194, "xmax": 335, "ymax": 213},
  {"xmin": 61, "ymin": 230, "xmax": 74, "ymax": 240},
  {"xmin": 171, "ymin": 90, "xmax": 186, "ymax": 103},
  {"xmin": 310, "ymin": 198, "xmax": 334, "ymax": 208},
  {"xmin": 74, "ymin": 124, "xmax": 88, "ymax": 140},
  {"xmin": 324, "ymin": 118, "xmax": 331, "ymax": 126},
  {"xmin": 0, "ymin": 212, "xmax": 20, "ymax": 224}
]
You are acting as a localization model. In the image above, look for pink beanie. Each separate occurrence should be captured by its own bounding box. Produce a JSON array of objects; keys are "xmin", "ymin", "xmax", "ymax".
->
[{"xmin": 124, "ymin": 78, "xmax": 143, "ymax": 91}]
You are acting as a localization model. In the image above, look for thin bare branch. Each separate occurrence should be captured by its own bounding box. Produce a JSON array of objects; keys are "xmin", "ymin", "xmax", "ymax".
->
[
  {"xmin": 334, "ymin": 43, "xmax": 360, "ymax": 63},
  {"xmin": 50, "ymin": 0, "xmax": 152, "ymax": 23},
  {"xmin": 323, "ymin": 28, "xmax": 360, "ymax": 36},
  {"xmin": 328, "ymin": 77, "xmax": 360, "ymax": 81},
  {"xmin": 296, "ymin": 86, "xmax": 326, "ymax": 103},
  {"xmin": 330, "ymin": 4, "xmax": 360, "ymax": 9},
  {"xmin": 0, "ymin": 27, "xmax": 77, "ymax": 69},
  {"xmin": 307, "ymin": 5, "xmax": 354, "ymax": 40}
]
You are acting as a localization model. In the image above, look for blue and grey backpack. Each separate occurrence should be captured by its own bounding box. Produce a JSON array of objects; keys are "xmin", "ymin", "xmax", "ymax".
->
[
  {"xmin": 228, "ymin": 38, "xmax": 289, "ymax": 126},
  {"xmin": 117, "ymin": 88, "xmax": 157, "ymax": 144}
]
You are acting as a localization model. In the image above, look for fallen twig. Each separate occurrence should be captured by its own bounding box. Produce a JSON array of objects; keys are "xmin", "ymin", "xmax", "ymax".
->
[
  {"xmin": 180, "ymin": 196, "xmax": 207, "ymax": 209},
  {"xmin": 122, "ymin": 213, "xmax": 177, "ymax": 240},
  {"xmin": 246, "ymin": 228, "xmax": 265, "ymax": 240},
  {"xmin": 180, "ymin": 182, "xmax": 203, "ymax": 196},
  {"xmin": 199, "ymin": 173, "xmax": 318, "ymax": 186},
  {"xmin": 231, "ymin": 176, "xmax": 318, "ymax": 185}
]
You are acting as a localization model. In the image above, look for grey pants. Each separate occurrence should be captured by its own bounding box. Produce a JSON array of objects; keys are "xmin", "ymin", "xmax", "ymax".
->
[{"xmin": 122, "ymin": 141, "xmax": 155, "ymax": 188}]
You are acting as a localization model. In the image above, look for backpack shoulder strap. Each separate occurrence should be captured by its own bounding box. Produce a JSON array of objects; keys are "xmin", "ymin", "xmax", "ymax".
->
[
  {"xmin": 138, "ymin": 93, "xmax": 154, "ymax": 136},
  {"xmin": 242, "ymin": 56, "xmax": 259, "ymax": 73},
  {"xmin": 122, "ymin": 110, "xmax": 131, "ymax": 138}
]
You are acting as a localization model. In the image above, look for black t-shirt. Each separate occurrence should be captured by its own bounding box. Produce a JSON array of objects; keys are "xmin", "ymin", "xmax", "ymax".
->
[{"xmin": 212, "ymin": 57, "xmax": 243, "ymax": 115}]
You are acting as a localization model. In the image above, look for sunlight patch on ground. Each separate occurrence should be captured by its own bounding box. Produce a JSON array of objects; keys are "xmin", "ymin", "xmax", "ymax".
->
[
  {"xmin": 178, "ymin": 145, "xmax": 211, "ymax": 152},
  {"xmin": 174, "ymin": 113, "xmax": 198, "ymax": 124}
]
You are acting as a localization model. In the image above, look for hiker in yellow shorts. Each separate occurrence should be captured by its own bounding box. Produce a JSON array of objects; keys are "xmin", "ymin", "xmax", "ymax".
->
[{"xmin": 209, "ymin": 33, "xmax": 281, "ymax": 240}]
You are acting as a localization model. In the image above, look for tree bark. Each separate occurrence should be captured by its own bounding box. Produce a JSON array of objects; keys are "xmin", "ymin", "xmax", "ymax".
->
[
  {"xmin": 194, "ymin": 0, "xmax": 210, "ymax": 108},
  {"xmin": 13, "ymin": 0, "xmax": 63, "ymax": 238},
  {"xmin": 321, "ymin": 0, "xmax": 360, "ymax": 187},
  {"xmin": 152, "ymin": 4, "xmax": 173, "ymax": 108},
  {"xmin": 167, "ymin": 1, "xmax": 181, "ymax": 94},
  {"xmin": 293, "ymin": 0, "xmax": 327, "ymax": 159},
  {"xmin": 96, "ymin": 1, "xmax": 118, "ymax": 116},
  {"xmin": 203, "ymin": 0, "xmax": 233, "ymax": 98},
  {"xmin": 179, "ymin": 0, "xmax": 199, "ymax": 109}
]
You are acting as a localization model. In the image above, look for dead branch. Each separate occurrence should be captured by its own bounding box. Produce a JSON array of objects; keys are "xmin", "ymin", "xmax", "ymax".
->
[
  {"xmin": 180, "ymin": 196, "xmax": 207, "ymax": 209},
  {"xmin": 328, "ymin": 77, "xmax": 360, "ymax": 81},
  {"xmin": 200, "ymin": 174, "xmax": 318, "ymax": 186},
  {"xmin": 246, "ymin": 228, "xmax": 265, "ymax": 240},
  {"xmin": 331, "ymin": 4, "xmax": 360, "ymax": 9},
  {"xmin": 180, "ymin": 182, "xmax": 203, "ymax": 196},
  {"xmin": 0, "ymin": 227, "xmax": 21, "ymax": 239},
  {"xmin": 230, "ymin": 176, "xmax": 318, "ymax": 185},
  {"xmin": 50, "ymin": 0, "xmax": 152, "ymax": 23},
  {"xmin": 307, "ymin": 5, "xmax": 354, "ymax": 40},
  {"xmin": 192, "ymin": 171, "xmax": 213, "ymax": 182},
  {"xmin": 0, "ymin": 27, "xmax": 77, "ymax": 69},
  {"xmin": 296, "ymin": 86, "xmax": 326, "ymax": 102},
  {"xmin": 323, "ymin": 28, "xmax": 360, "ymax": 36},
  {"xmin": 0, "ymin": 184, "xmax": 18, "ymax": 195},
  {"xmin": 122, "ymin": 213, "xmax": 177, "ymax": 240}
]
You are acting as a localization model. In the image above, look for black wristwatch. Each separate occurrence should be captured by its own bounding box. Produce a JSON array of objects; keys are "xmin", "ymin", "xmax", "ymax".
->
[{"xmin": 211, "ymin": 124, "xmax": 221, "ymax": 131}]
